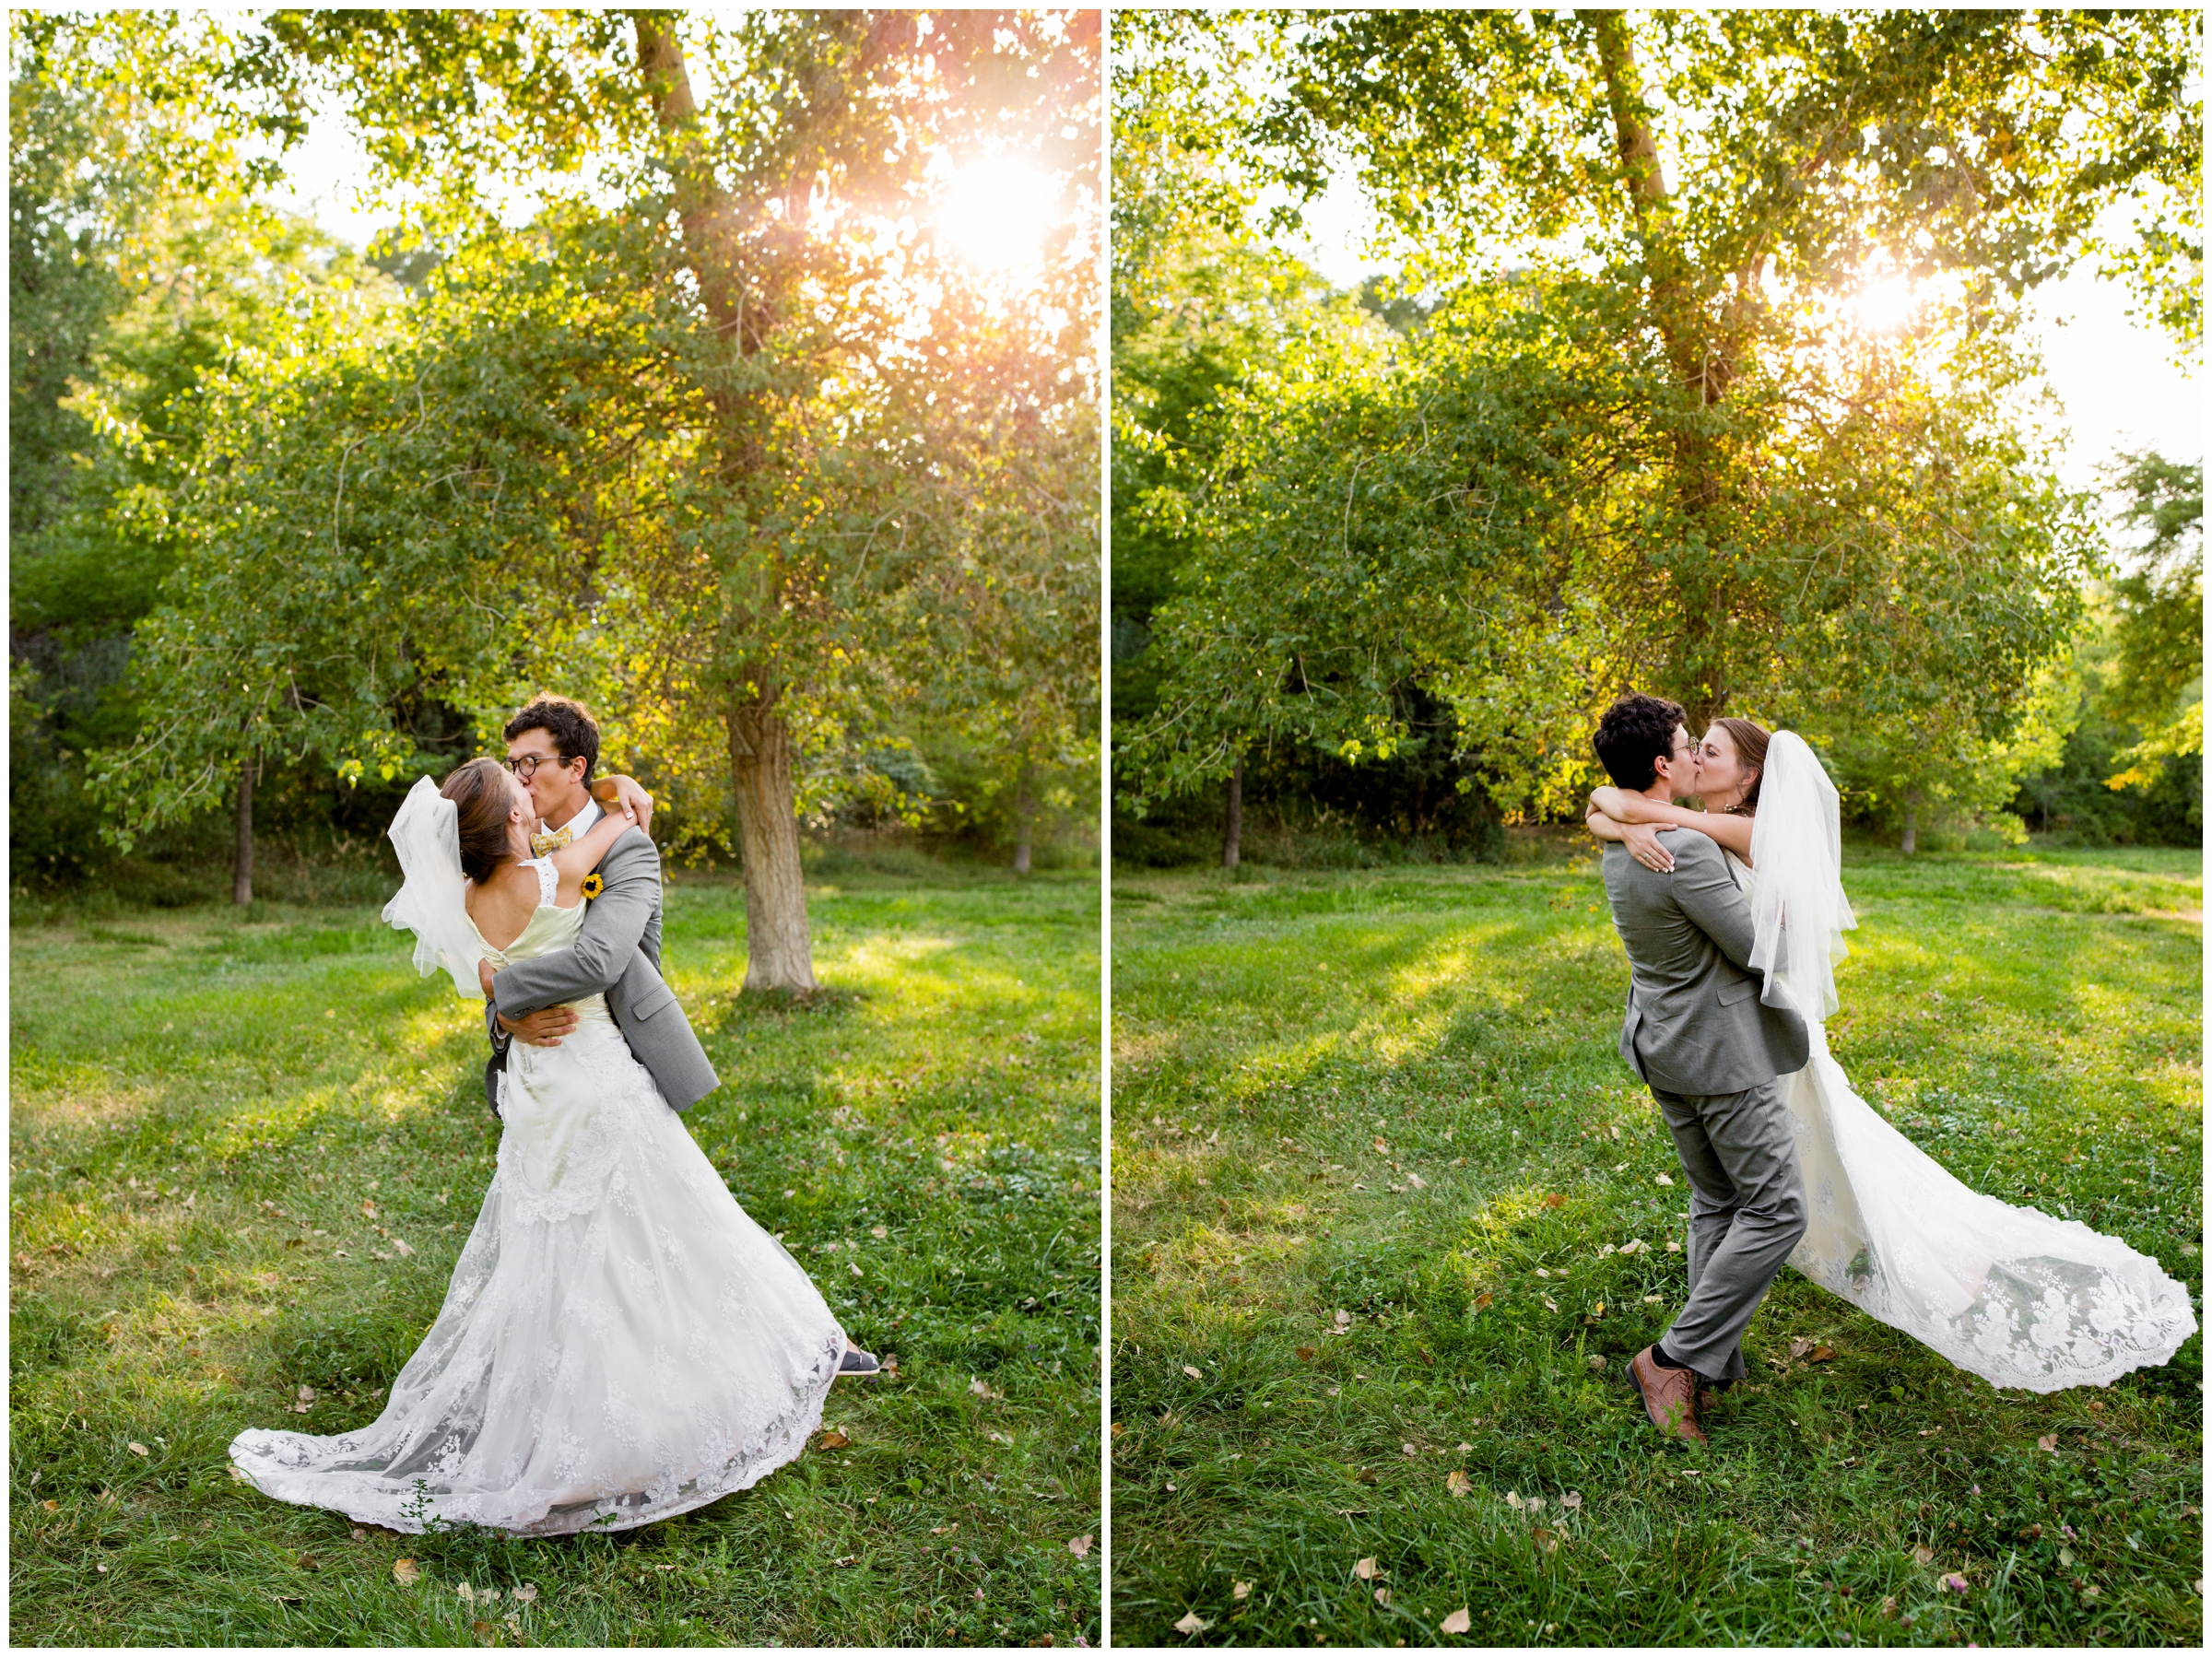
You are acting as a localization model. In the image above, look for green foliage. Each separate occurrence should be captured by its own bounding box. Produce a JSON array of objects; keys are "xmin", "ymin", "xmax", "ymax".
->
[
  {"xmin": 9, "ymin": 866, "xmax": 1100, "ymax": 1644},
  {"xmin": 11, "ymin": 17, "xmax": 404, "ymax": 880},
  {"xmin": 1250, "ymin": 10, "xmax": 2200, "ymax": 350},
  {"xmin": 1111, "ymin": 11, "xmax": 2198, "ymax": 842},
  {"xmin": 2100, "ymin": 452, "xmax": 2203, "ymax": 795},
  {"xmin": 1111, "ymin": 851, "xmax": 2201, "ymax": 1644},
  {"xmin": 18, "ymin": 12, "xmax": 1100, "ymax": 912}
]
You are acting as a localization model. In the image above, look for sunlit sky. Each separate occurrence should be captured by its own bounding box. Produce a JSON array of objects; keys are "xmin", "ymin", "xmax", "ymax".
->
[
  {"xmin": 1275, "ymin": 170, "xmax": 2203, "ymax": 503},
  {"xmin": 265, "ymin": 98, "xmax": 1064, "ymax": 288}
]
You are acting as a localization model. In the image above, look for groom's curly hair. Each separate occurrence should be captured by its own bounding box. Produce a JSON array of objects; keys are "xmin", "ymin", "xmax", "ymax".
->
[
  {"xmin": 504, "ymin": 695, "xmax": 599, "ymax": 781},
  {"xmin": 1593, "ymin": 693, "xmax": 1687, "ymax": 789}
]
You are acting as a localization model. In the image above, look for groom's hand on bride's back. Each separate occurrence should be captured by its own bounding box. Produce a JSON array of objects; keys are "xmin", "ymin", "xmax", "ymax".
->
[{"xmin": 500, "ymin": 1005, "xmax": 582, "ymax": 1047}]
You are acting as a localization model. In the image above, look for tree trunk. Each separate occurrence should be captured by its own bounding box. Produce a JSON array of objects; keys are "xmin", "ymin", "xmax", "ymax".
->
[
  {"xmin": 1900, "ymin": 802, "xmax": 1919, "ymax": 855},
  {"xmin": 1011, "ymin": 767, "xmax": 1034, "ymax": 876},
  {"xmin": 1590, "ymin": 11, "xmax": 1738, "ymax": 718},
  {"xmin": 231, "ymin": 754, "xmax": 257, "ymax": 906},
  {"xmin": 728, "ymin": 701, "xmax": 819, "ymax": 993},
  {"xmin": 1221, "ymin": 756, "xmax": 1243, "ymax": 869}
]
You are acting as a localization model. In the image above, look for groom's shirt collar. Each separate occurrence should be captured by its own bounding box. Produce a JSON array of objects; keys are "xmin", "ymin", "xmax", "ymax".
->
[{"xmin": 540, "ymin": 797, "xmax": 603, "ymax": 838}]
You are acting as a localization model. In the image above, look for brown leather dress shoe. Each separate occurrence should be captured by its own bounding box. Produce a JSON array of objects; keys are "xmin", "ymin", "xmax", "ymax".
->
[{"xmin": 1630, "ymin": 1346, "xmax": 1708, "ymax": 1444}]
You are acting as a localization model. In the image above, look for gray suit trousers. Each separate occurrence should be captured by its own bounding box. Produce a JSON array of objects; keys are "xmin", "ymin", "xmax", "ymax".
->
[{"xmin": 1650, "ymin": 1078, "xmax": 1807, "ymax": 1383}]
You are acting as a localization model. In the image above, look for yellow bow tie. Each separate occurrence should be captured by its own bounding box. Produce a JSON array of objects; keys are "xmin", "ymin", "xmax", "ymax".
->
[{"xmin": 529, "ymin": 823, "xmax": 573, "ymax": 857}]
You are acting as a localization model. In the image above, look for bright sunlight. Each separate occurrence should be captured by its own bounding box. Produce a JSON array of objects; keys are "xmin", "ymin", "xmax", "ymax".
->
[
  {"xmin": 935, "ymin": 157, "xmax": 1056, "ymax": 274},
  {"xmin": 1848, "ymin": 269, "xmax": 1922, "ymax": 333}
]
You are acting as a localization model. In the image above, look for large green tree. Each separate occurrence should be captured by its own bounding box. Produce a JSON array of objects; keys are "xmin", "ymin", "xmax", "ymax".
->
[
  {"xmin": 1115, "ymin": 8, "xmax": 2197, "ymax": 840},
  {"xmin": 51, "ymin": 9, "xmax": 1098, "ymax": 978}
]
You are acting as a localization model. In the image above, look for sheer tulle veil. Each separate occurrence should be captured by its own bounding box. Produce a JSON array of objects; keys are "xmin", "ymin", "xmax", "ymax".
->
[
  {"xmin": 381, "ymin": 775, "xmax": 486, "ymax": 999},
  {"xmin": 1746, "ymin": 730, "xmax": 1856, "ymax": 1021}
]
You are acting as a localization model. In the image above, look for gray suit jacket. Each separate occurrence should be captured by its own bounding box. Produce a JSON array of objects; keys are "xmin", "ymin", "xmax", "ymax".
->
[
  {"xmin": 1601, "ymin": 830, "xmax": 1808, "ymax": 1096},
  {"xmin": 483, "ymin": 829, "xmax": 721, "ymax": 1114}
]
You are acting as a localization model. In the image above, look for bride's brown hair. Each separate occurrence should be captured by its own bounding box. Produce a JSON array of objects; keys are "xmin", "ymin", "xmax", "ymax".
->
[
  {"xmin": 440, "ymin": 757, "xmax": 516, "ymax": 884},
  {"xmin": 1711, "ymin": 716, "xmax": 1770, "ymax": 816}
]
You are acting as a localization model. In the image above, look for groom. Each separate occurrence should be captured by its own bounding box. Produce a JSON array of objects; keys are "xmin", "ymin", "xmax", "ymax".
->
[
  {"xmin": 1593, "ymin": 693, "xmax": 1809, "ymax": 1444},
  {"xmin": 477, "ymin": 695, "xmax": 720, "ymax": 1114}
]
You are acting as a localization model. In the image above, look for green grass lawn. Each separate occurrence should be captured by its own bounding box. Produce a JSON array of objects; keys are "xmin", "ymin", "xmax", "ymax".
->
[
  {"xmin": 10, "ymin": 860, "xmax": 1101, "ymax": 1646},
  {"xmin": 1109, "ymin": 843, "xmax": 2202, "ymax": 1647}
]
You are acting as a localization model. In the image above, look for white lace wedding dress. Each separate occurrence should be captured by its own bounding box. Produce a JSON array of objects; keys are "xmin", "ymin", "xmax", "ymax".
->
[
  {"xmin": 1728, "ymin": 734, "xmax": 2196, "ymax": 1393},
  {"xmin": 229, "ymin": 823, "xmax": 845, "ymax": 1535}
]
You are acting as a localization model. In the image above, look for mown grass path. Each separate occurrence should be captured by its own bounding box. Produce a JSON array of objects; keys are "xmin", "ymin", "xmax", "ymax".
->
[
  {"xmin": 1110, "ymin": 846, "xmax": 2201, "ymax": 1647},
  {"xmin": 11, "ymin": 865, "xmax": 1101, "ymax": 1645}
]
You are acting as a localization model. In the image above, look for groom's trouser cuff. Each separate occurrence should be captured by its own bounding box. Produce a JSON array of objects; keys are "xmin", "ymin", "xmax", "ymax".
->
[{"xmin": 1647, "ymin": 1078, "xmax": 1806, "ymax": 1383}]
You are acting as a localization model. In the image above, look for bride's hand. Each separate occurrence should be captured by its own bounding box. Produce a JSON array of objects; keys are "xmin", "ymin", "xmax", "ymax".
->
[
  {"xmin": 593, "ymin": 774, "xmax": 654, "ymax": 833},
  {"xmin": 1621, "ymin": 821, "xmax": 1676, "ymax": 873}
]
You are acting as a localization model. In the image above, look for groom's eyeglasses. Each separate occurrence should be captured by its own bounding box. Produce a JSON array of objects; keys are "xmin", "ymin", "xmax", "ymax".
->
[{"xmin": 503, "ymin": 754, "xmax": 574, "ymax": 782}]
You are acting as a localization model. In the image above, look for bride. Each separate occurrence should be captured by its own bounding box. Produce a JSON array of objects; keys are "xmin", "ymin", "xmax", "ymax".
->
[
  {"xmin": 229, "ymin": 758, "xmax": 848, "ymax": 1534},
  {"xmin": 1585, "ymin": 719, "xmax": 2196, "ymax": 1393}
]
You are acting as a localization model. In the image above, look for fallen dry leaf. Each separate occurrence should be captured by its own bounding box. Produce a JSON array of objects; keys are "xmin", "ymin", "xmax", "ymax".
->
[
  {"xmin": 361, "ymin": 1201, "xmax": 377, "ymax": 1219},
  {"xmin": 1111, "ymin": 1422, "xmax": 1125, "ymax": 1437},
  {"xmin": 1505, "ymin": 1491, "xmax": 1524, "ymax": 1510},
  {"xmin": 1173, "ymin": 1610, "xmax": 1208, "ymax": 1636},
  {"xmin": 1440, "ymin": 1607, "xmax": 1471, "ymax": 1635},
  {"xmin": 969, "ymin": 1377, "xmax": 1003, "ymax": 1400},
  {"xmin": 1912, "ymin": 1545, "xmax": 1935, "ymax": 1567},
  {"xmin": 1446, "ymin": 1469, "xmax": 1473, "ymax": 1498},
  {"xmin": 817, "ymin": 1429, "xmax": 852, "ymax": 1450},
  {"xmin": 2081, "ymin": 1585, "xmax": 2100, "ymax": 1601},
  {"xmin": 1879, "ymin": 1594, "xmax": 1897, "ymax": 1618},
  {"xmin": 512, "ymin": 1584, "xmax": 538, "ymax": 1604},
  {"xmin": 42, "ymin": 1499, "xmax": 58, "ymax": 1511},
  {"xmin": 1373, "ymin": 1587, "xmax": 1392, "ymax": 1606},
  {"xmin": 2039, "ymin": 1433, "xmax": 2059, "ymax": 1452},
  {"xmin": 1809, "ymin": 1344, "xmax": 1836, "ymax": 1363},
  {"xmin": 1069, "ymin": 1534, "xmax": 1092, "ymax": 1559},
  {"xmin": 1232, "ymin": 1581, "xmax": 1251, "ymax": 1600},
  {"xmin": 1296, "ymin": 1345, "xmax": 1315, "ymax": 1361},
  {"xmin": 1789, "ymin": 1337, "xmax": 1815, "ymax": 1360},
  {"xmin": 1586, "ymin": 1354, "xmax": 1606, "ymax": 1371},
  {"xmin": 1655, "ymin": 1172, "xmax": 1674, "ymax": 1186},
  {"xmin": 1531, "ymin": 1526, "xmax": 1560, "ymax": 1555},
  {"xmin": 1541, "ymin": 1193, "xmax": 1566, "ymax": 1208},
  {"xmin": 1473, "ymin": 1292, "xmax": 1493, "ymax": 1310},
  {"xmin": 1353, "ymin": 1557, "xmax": 1379, "ymax": 1581},
  {"xmin": 393, "ymin": 1558, "xmax": 419, "ymax": 1585},
  {"xmin": 1182, "ymin": 1365, "xmax": 1203, "ymax": 1380},
  {"xmin": 870, "ymin": 1225, "xmax": 888, "ymax": 1239},
  {"xmin": 1541, "ymin": 1296, "xmax": 1559, "ymax": 1312},
  {"xmin": 472, "ymin": 1620, "xmax": 496, "ymax": 1640},
  {"xmin": 127, "ymin": 1441, "xmax": 149, "ymax": 1457},
  {"xmin": 1561, "ymin": 1491, "xmax": 1583, "ymax": 1510},
  {"xmin": 1334, "ymin": 1310, "xmax": 1351, "ymax": 1329}
]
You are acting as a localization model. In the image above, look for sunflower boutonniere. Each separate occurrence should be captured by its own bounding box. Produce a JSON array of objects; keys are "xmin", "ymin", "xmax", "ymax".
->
[{"xmin": 579, "ymin": 873, "xmax": 606, "ymax": 901}]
